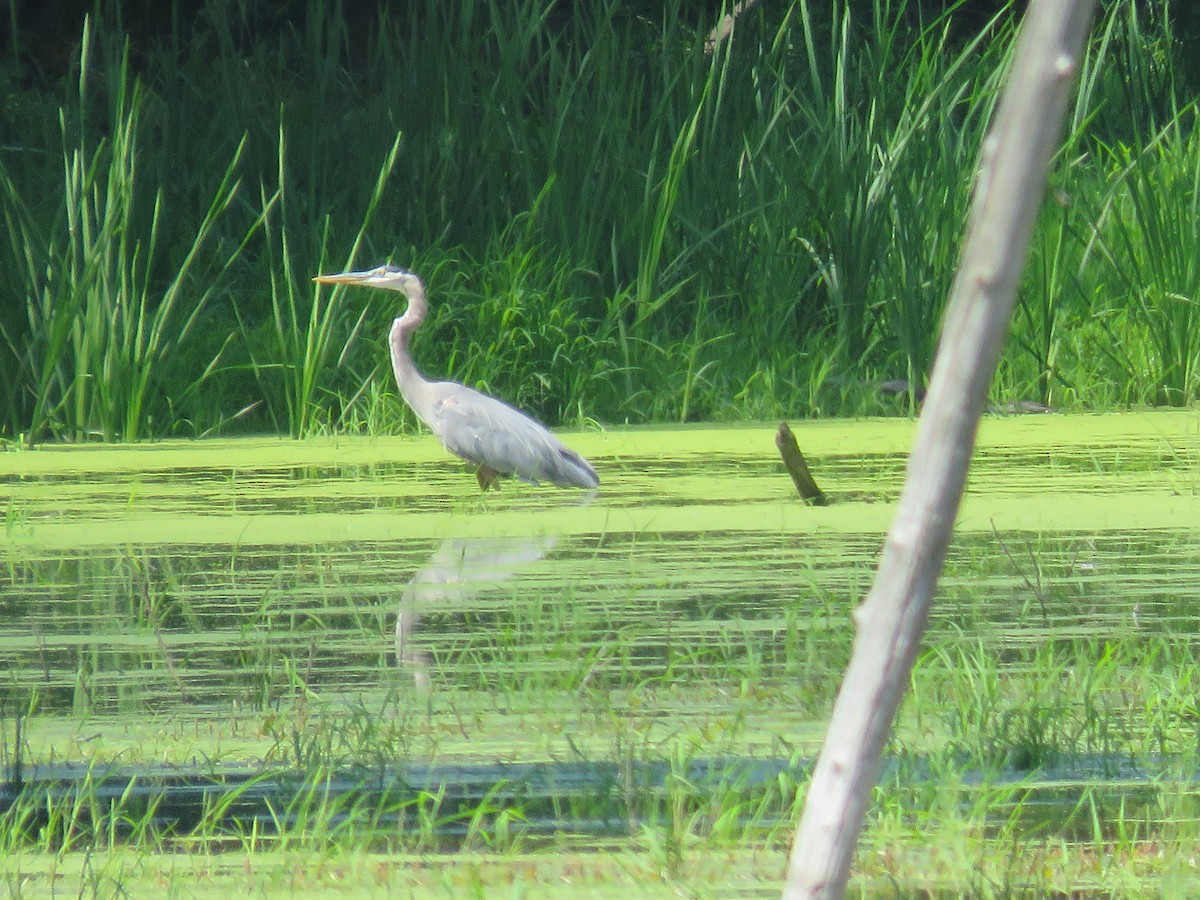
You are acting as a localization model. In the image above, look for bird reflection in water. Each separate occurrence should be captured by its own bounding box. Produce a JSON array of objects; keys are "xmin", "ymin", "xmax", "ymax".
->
[{"xmin": 396, "ymin": 534, "xmax": 560, "ymax": 688}]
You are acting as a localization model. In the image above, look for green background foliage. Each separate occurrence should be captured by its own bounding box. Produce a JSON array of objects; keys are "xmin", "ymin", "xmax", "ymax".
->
[{"xmin": 1, "ymin": 0, "xmax": 1196, "ymax": 442}]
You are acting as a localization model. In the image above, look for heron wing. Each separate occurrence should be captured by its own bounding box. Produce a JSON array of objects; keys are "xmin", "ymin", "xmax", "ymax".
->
[{"xmin": 426, "ymin": 382, "xmax": 599, "ymax": 488}]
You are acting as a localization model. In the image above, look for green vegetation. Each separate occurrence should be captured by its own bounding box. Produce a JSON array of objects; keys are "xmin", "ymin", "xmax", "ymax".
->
[
  {"xmin": 4, "ymin": 0, "xmax": 1200, "ymax": 889},
  {"xmin": 3, "ymin": 414, "xmax": 1200, "ymax": 893},
  {"xmin": 1, "ymin": 1, "xmax": 1197, "ymax": 444}
]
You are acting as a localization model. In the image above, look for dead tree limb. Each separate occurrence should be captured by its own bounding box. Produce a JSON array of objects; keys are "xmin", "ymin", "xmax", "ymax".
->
[
  {"xmin": 775, "ymin": 422, "xmax": 829, "ymax": 506},
  {"xmin": 783, "ymin": 2, "xmax": 1097, "ymax": 897},
  {"xmin": 705, "ymin": 0, "xmax": 763, "ymax": 54}
]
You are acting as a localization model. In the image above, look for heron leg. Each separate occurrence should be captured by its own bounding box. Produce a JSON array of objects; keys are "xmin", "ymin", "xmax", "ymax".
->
[{"xmin": 476, "ymin": 466, "xmax": 502, "ymax": 491}]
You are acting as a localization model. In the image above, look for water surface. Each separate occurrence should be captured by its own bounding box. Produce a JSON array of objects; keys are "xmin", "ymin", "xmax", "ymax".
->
[{"xmin": 1, "ymin": 412, "xmax": 1197, "ymax": 785}]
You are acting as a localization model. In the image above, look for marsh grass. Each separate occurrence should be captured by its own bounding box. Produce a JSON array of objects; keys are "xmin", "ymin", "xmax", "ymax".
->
[
  {"xmin": 1009, "ymin": 4, "xmax": 1123, "ymax": 409},
  {"xmin": 1088, "ymin": 116, "xmax": 1200, "ymax": 407},
  {"xmin": 2, "ymin": 1, "xmax": 1198, "ymax": 439},
  {"xmin": 3, "ymin": 411, "xmax": 1200, "ymax": 892},
  {"xmin": 8, "ymin": 532, "xmax": 1200, "ymax": 836},
  {"xmin": 6, "ymin": 636, "xmax": 1200, "ymax": 898},
  {"xmin": 0, "ymin": 22, "xmax": 256, "ymax": 445},
  {"xmin": 6, "ymin": 635, "xmax": 1200, "ymax": 894},
  {"xmin": 243, "ymin": 127, "xmax": 402, "ymax": 437}
]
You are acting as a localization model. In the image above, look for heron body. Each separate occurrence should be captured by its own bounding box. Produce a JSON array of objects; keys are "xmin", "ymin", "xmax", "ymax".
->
[{"xmin": 312, "ymin": 265, "xmax": 599, "ymax": 491}]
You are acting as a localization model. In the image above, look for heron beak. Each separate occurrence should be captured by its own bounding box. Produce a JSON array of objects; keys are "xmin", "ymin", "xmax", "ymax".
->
[{"xmin": 312, "ymin": 272, "xmax": 367, "ymax": 285}]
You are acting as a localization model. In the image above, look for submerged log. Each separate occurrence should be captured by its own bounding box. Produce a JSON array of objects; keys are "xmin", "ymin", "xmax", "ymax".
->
[{"xmin": 775, "ymin": 422, "xmax": 829, "ymax": 506}]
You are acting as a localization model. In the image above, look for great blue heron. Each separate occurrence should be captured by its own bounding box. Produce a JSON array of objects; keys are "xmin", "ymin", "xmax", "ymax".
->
[{"xmin": 312, "ymin": 265, "xmax": 600, "ymax": 490}]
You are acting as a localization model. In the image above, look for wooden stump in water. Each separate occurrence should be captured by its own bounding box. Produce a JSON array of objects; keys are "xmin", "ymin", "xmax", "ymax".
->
[{"xmin": 775, "ymin": 422, "xmax": 829, "ymax": 506}]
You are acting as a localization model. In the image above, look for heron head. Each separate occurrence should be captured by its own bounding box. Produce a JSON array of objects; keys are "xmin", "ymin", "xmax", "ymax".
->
[{"xmin": 312, "ymin": 264, "xmax": 423, "ymax": 298}]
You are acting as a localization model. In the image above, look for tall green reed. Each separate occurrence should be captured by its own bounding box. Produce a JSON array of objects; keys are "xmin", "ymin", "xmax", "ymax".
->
[
  {"xmin": 1085, "ymin": 112, "xmax": 1200, "ymax": 407},
  {"xmin": 431, "ymin": 213, "xmax": 617, "ymax": 428},
  {"xmin": 1012, "ymin": 1, "xmax": 1195, "ymax": 410},
  {"xmin": 1012, "ymin": 3, "xmax": 1122, "ymax": 407},
  {"xmin": 2, "ymin": 0, "xmax": 1196, "ymax": 437},
  {"xmin": 788, "ymin": 0, "xmax": 1010, "ymax": 385},
  {"xmin": 243, "ymin": 125, "xmax": 401, "ymax": 438},
  {"xmin": 0, "ymin": 21, "xmax": 253, "ymax": 443}
]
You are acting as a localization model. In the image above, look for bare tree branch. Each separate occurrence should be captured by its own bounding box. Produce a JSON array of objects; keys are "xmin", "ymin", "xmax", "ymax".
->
[
  {"xmin": 705, "ymin": 0, "xmax": 763, "ymax": 54},
  {"xmin": 783, "ymin": 2, "xmax": 1098, "ymax": 896}
]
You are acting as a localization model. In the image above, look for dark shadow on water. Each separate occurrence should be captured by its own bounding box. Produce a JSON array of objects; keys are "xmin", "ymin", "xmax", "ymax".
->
[{"xmin": 0, "ymin": 752, "xmax": 1189, "ymax": 849}]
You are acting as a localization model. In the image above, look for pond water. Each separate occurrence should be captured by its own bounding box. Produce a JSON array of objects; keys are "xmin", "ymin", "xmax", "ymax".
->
[{"xmin": 2, "ymin": 412, "xmax": 1199, "ymax": 850}]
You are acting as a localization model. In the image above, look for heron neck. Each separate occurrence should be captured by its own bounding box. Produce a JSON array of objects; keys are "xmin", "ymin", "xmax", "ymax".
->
[{"xmin": 389, "ymin": 309, "xmax": 433, "ymax": 416}]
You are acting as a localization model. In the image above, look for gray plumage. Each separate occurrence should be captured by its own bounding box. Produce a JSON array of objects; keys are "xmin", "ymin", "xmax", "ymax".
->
[{"xmin": 312, "ymin": 264, "xmax": 599, "ymax": 490}]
